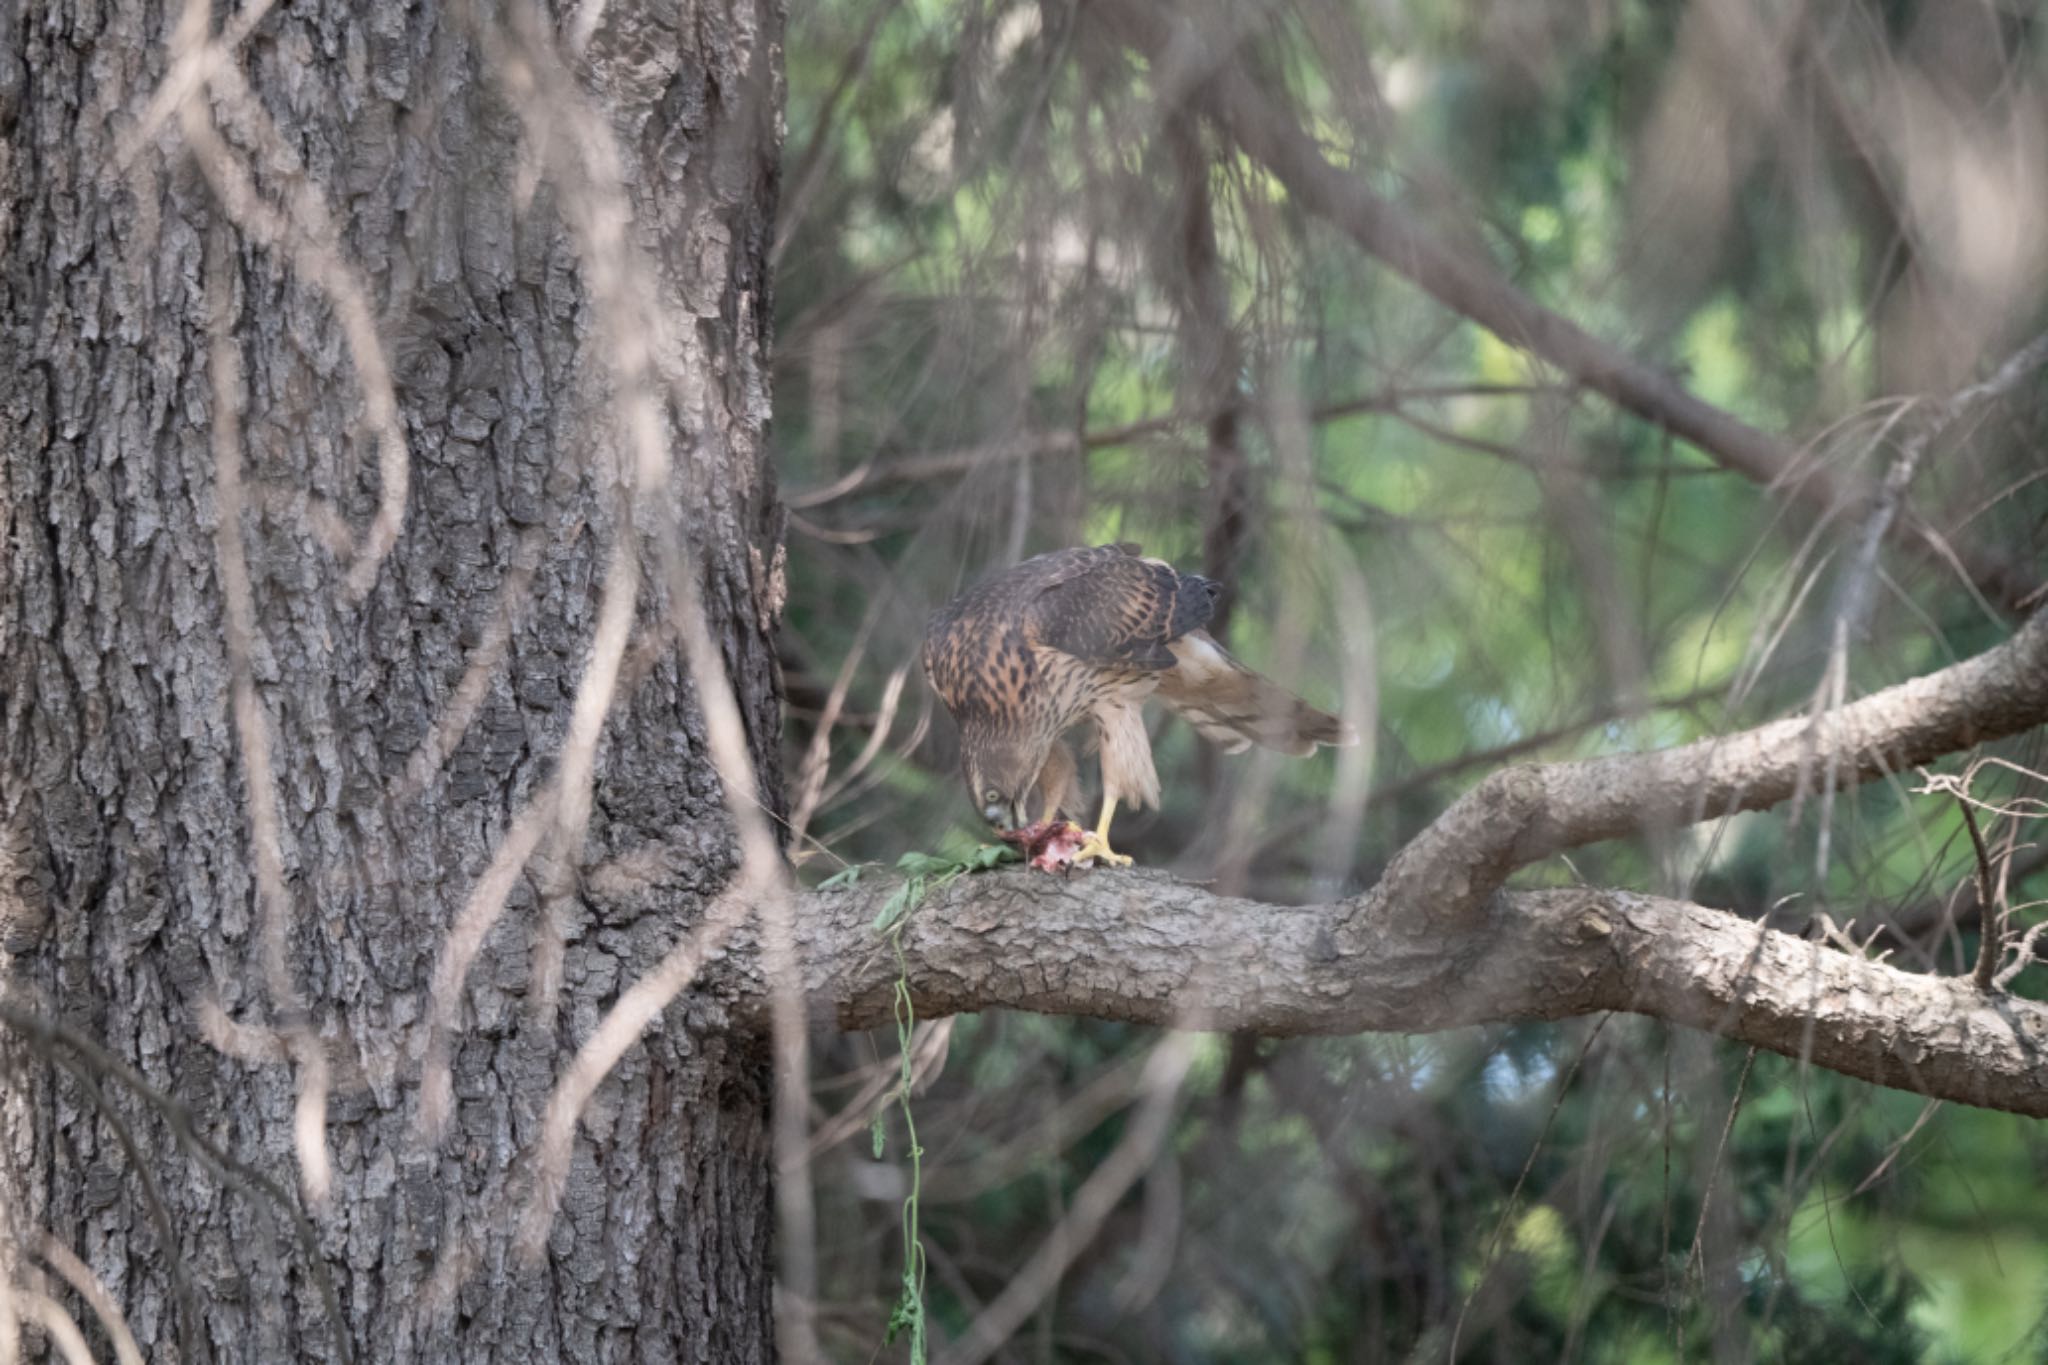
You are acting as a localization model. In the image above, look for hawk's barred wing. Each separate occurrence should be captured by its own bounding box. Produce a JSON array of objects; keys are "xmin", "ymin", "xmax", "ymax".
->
[
  {"xmin": 1025, "ymin": 545, "xmax": 1220, "ymax": 673},
  {"xmin": 922, "ymin": 544, "xmax": 1161, "ymax": 720}
]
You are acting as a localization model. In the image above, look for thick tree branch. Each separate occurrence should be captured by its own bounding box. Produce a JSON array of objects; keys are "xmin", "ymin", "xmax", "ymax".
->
[
  {"xmin": 1374, "ymin": 609, "xmax": 2048, "ymax": 919},
  {"xmin": 1095, "ymin": 0, "xmax": 2044, "ymax": 615},
  {"xmin": 756, "ymin": 610, "xmax": 2048, "ymax": 1118},
  {"xmin": 784, "ymin": 876, "xmax": 2048, "ymax": 1118}
]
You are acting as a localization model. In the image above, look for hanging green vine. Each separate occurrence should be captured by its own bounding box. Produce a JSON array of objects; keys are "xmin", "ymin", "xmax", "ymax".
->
[{"xmin": 820, "ymin": 842, "xmax": 1019, "ymax": 1362}]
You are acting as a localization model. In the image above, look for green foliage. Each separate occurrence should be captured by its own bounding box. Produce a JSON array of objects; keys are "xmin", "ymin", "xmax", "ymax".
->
[
  {"xmin": 816, "ymin": 862, "xmax": 869, "ymax": 891},
  {"xmin": 872, "ymin": 842, "xmax": 1018, "ymax": 934},
  {"xmin": 876, "ymin": 945, "xmax": 929, "ymax": 1365}
]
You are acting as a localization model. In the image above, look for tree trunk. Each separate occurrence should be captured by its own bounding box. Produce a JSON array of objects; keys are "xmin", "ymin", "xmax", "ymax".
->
[{"xmin": 0, "ymin": 0, "xmax": 788, "ymax": 1359}]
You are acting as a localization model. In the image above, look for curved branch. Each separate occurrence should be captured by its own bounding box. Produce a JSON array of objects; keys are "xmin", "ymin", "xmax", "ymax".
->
[
  {"xmin": 772, "ymin": 859, "xmax": 2048, "ymax": 1119},
  {"xmin": 786, "ymin": 875, "xmax": 2048, "ymax": 1117},
  {"xmin": 755, "ymin": 610, "xmax": 2048, "ymax": 1118},
  {"xmin": 1375, "ymin": 609, "xmax": 2048, "ymax": 918}
]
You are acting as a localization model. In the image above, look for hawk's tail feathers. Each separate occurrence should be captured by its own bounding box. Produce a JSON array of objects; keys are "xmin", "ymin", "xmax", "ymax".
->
[{"xmin": 1157, "ymin": 631, "xmax": 1360, "ymax": 758}]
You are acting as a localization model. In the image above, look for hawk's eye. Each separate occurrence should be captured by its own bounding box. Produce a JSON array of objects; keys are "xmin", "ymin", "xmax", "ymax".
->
[{"xmin": 983, "ymin": 789, "xmax": 1002, "ymax": 806}]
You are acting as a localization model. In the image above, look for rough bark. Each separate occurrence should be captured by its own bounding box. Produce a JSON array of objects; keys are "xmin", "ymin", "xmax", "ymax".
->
[
  {"xmin": 1, "ymin": 0, "xmax": 787, "ymax": 1360},
  {"xmin": 786, "ymin": 876, "xmax": 2048, "ymax": 1119}
]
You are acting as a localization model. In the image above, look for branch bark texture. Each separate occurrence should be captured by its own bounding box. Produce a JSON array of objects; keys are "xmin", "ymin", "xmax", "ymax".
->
[{"xmin": 785, "ymin": 876, "xmax": 2048, "ymax": 1118}]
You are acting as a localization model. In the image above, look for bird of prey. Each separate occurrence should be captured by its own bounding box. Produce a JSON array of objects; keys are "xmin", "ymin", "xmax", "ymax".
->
[{"xmin": 924, "ymin": 543, "xmax": 1357, "ymax": 864}]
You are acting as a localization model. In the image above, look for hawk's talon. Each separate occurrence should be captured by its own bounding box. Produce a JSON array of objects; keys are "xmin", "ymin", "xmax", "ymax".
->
[{"xmin": 1075, "ymin": 831, "xmax": 1133, "ymax": 868}]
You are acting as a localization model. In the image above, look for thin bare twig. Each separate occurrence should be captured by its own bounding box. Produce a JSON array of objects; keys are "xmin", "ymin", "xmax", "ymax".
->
[
  {"xmin": 773, "ymin": 0, "xmax": 906, "ymax": 265},
  {"xmin": 1448, "ymin": 1015, "xmax": 1612, "ymax": 1357},
  {"xmin": 37, "ymin": 1052, "xmax": 204, "ymax": 1364},
  {"xmin": 1993, "ymin": 912, "xmax": 2048, "ymax": 992},
  {"xmin": 418, "ymin": 779, "xmax": 558, "ymax": 1139},
  {"xmin": 1808, "ymin": 329, "xmax": 2048, "ymax": 876},
  {"xmin": 811, "ymin": 662, "xmax": 912, "ymax": 815},
  {"xmin": 1680, "ymin": 1047, "xmax": 1759, "ymax": 1356},
  {"xmin": 1100, "ymin": 0, "xmax": 2044, "ymax": 614},
  {"xmin": 933, "ymin": 1033, "xmax": 1197, "ymax": 1365},
  {"xmin": 788, "ymin": 600, "xmax": 887, "ymax": 845},
  {"xmin": 392, "ymin": 528, "xmax": 547, "ymax": 802},
  {"xmin": 805, "ymin": 1018, "xmax": 955, "ymax": 1160},
  {"xmin": 1964, "ymin": 799, "xmax": 2003, "ymax": 991},
  {"xmin": 788, "ymin": 382, "xmax": 1542, "ymax": 506}
]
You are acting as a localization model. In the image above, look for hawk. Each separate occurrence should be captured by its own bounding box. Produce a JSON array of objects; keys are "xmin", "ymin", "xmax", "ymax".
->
[{"xmin": 924, "ymin": 543, "xmax": 1357, "ymax": 864}]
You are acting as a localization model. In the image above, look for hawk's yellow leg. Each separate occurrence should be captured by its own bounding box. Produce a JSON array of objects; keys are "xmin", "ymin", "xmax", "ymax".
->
[{"xmin": 1077, "ymin": 797, "xmax": 1134, "ymax": 867}]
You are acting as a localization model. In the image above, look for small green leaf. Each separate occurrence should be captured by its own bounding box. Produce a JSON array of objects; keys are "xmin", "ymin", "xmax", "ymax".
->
[
  {"xmin": 886, "ymin": 1270, "xmax": 928, "ymax": 1354},
  {"xmin": 894, "ymin": 850, "xmax": 961, "ymax": 878},
  {"xmin": 873, "ymin": 874, "xmax": 925, "ymax": 933},
  {"xmin": 969, "ymin": 841, "xmax": 1017, "ymax": 870},
  {"xmin": 885, "ymin": 1292, "xmax": 918, "ymax": 1343},
  {"xmin": 870, "ymin": 1108, "xmax": 887, "ymax": 1158},
  {"xmin": 817, "ymin": 863, "xmax": 867, "ymax": 891}
]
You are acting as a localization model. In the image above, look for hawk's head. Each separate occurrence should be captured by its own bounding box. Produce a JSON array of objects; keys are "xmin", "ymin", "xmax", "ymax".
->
[{"xmin": 958, "ymin": 720, "xmax": 1049, "ymax": 832}]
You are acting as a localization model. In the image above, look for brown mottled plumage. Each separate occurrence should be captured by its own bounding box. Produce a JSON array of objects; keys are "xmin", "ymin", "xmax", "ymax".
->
[{"xmin": 924, "ymin": 543, "xmax": 1357, "ymax": 863}]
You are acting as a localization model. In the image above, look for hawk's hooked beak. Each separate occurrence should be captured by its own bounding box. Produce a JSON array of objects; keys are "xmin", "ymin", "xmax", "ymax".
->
[{"xmin": 982, "ymin": 798, "xmax": 1026, "ymax": 831}]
